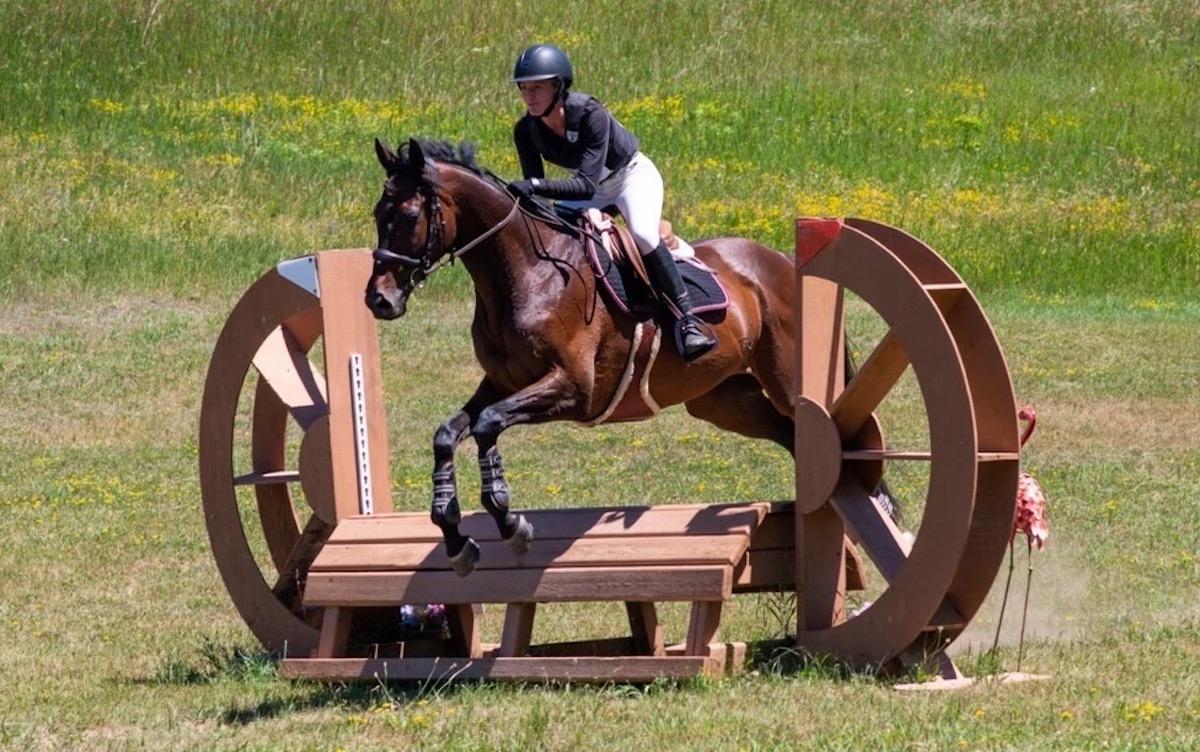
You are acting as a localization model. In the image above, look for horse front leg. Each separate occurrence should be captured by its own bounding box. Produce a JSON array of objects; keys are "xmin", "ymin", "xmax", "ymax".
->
[
  {"xmin": 472, "ymin": 369, "xmax": 580, "ymax": 557},
  {"xmin": 432, "ymin": 382, "xmax": 498, "ymax": 577}
]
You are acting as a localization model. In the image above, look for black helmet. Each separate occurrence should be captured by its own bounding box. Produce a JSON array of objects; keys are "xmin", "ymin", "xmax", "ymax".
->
[{"xmin": 511, "ymin": 44, "xmax": 573, "ymax": 88}]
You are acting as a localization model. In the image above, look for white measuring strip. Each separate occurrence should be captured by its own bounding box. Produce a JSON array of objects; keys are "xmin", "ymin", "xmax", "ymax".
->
[{"xmin": 349, "ymin": 353, "xmax": 374, "ymax": 516}]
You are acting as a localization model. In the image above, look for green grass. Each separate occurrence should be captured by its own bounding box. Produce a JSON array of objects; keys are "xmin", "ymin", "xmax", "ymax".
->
[{"xmin": 3, "ymin": 1, "xmax": 1200, "ymax": 749}]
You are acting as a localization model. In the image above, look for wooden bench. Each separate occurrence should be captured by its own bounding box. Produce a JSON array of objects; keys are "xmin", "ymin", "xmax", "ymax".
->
[{"xmin": 280, "ymin": 501, "xmax": 864, "ymax": 682}]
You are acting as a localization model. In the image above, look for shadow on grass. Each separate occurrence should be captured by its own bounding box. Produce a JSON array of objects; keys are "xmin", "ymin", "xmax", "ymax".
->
[
  {"xmin": 135, "ymin": 636, "xmax": 942, "ymax": 726},
  {"xmin": 743, "ymin": 640, "xmax": 911, "ymax": 684},
  {"xmin": 128, "ymin": 638, "xmax": 481, "ymax": 725}
]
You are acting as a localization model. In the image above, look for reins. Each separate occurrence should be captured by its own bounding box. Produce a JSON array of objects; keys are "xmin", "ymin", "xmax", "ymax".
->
[
  {"xmin": 373, "ymin": 186, "xmax": 520, "ymax": 292},
  {"xmin": 427, "ymin": 196, "xmax": 521, "ymax": 273},
  {"xmin": 373, "ymin": 163, "xmax": 592, "ymax": 302}
]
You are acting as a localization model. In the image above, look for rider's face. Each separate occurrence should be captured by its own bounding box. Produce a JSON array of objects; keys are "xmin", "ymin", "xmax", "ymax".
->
[{"xmin": 518, "ymin": 80, "xmax": 557, "ymax": 116}]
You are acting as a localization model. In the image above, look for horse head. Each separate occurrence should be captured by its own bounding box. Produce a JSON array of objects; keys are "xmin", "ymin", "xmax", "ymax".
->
[{"xmin": 365, "ymin": 138, "xmax": 457, "ymax": 320}]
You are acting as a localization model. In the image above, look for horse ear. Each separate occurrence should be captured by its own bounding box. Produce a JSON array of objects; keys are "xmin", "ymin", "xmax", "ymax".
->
[
  {"xmin": 407, "ymin": 138, "xmax": 426, "ymax": 174},
  {"xmin": 375, "ymin": 138, "xmax": 397, "ymax": 171}
]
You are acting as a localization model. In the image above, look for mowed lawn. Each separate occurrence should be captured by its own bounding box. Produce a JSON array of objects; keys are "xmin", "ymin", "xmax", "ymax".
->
[{"xmin": 2, "ymin": 2, "xmax": 1199, "ymax": 750}]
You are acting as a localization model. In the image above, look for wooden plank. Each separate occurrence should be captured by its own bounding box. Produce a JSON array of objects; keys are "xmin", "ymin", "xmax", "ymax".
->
[
  {"xmin": 746, "ymin": 505, "xmax": 794, "ymax": 550},
  {"xmin": 796, "ymin": 504, "xmax": 848, "ymax": 631},
  {"xmin": 734, "ymin": 542, "xmax": 865, "ymax": 592},
  {"xmin": 524, "ymin": 636, "xmax": 637, "ymax": 658},
  {"xmin": 926, "ymin": 283, "xmax": 967, "ymax": 315},
  {"xmin": 734, "ymin": 548, "xmax": 794, "ymax": 591},
  {"xmin": 842, "ymin": 449, "xmax": 932, "ymax": 461},
  {"xmin": 278, "ymin": 655, "xmax": 714, "ymax": 682},
  {"xmin": 795, "ymin": 261, "xmax": 845, "ymax": 406},
  {"xmin": 304, "ymin": 565, "xmax": 733, "ymax": 606},
  {"xmin": 311, "ymin": 534, "xmax": 751, "ymax": 573},
  {"xmin": 447, "ymin": 604, "xmax": 482, "ymax": 659},
  {"xmin": 326, "ymin": 502, "xmax": 770, "ymax": 544},
  {"xmin": 313, "ymin": 250, "xmax": 393, "ymax": 519}
]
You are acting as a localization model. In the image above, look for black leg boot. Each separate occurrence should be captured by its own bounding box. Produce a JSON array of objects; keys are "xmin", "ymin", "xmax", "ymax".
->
[{"xmin": 642, "ymin": 241, "xmax": 717, "ymax": 361}]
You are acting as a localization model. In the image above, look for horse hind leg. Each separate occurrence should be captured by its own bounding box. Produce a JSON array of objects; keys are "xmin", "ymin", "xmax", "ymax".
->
[{"xmin": 684, "ymin": 372, "xmax": 794, "ymax": 454}]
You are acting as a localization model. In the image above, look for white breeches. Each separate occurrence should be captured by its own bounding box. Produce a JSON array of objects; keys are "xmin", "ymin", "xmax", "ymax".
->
[{"xmin": 558, "ymin": 151, "xmax": 664, "ymax": 256}]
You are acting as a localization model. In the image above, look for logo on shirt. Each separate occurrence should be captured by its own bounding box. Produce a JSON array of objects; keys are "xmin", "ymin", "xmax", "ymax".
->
[{"xmin": 566, "ymin": 130, "xmax": 578, "ymax": 143}]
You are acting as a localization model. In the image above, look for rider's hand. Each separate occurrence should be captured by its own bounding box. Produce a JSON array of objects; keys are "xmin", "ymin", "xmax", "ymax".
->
[{"xmin": 508, "ymin": 178, "xmax": 538, "ymax": 199}]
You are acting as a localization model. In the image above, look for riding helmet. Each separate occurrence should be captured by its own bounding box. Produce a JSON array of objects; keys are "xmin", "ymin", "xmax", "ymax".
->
[{"xmin": 511, "ymin": 43, "xmax": 573, "ymax": 88}]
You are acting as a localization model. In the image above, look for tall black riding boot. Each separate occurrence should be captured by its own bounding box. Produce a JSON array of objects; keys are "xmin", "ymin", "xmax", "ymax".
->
[{"xmin": 642, "ymin": 241, "xmax": 717, "ymax": 361}]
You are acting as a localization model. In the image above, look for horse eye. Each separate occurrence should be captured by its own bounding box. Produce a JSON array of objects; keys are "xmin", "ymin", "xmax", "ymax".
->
[{"xmin": 400, "ymin": 207, "xmax": 420, "ymax": 224}]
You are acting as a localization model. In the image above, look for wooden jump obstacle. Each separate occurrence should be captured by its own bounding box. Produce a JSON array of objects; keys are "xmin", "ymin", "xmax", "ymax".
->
[{"xmin": 198, "ymin": 218, "xmax": 1020, "ymax": 682}]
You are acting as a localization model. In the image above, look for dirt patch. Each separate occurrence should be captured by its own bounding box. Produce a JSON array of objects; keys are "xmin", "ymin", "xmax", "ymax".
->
[{"xmin": 1026, "ymin": 397, "xmax": 1200, "ymax": 461}]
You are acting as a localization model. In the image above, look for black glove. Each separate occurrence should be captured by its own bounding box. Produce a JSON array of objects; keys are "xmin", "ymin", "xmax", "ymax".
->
[{"xmin": 508, "ymin": 178, "xmax": 538, "ymax": 199}]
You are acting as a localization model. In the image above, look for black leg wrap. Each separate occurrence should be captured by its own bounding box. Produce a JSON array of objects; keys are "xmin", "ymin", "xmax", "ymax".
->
[
  {"xmin": 479, "ymin": 446, "xmax": 519, "ymax": 539},
  {"xmin": 431, "ymin": 465, "xmax": 469, "ymax": 559},
  {"xmin": 431, "ymin": 468, "xmax": 462, "ymax": 526}
]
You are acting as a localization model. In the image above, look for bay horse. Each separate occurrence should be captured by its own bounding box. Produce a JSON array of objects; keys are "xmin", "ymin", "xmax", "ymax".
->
[{"xmin": 365, "ymin": 137, "xmax": 800, "ymax": 576}]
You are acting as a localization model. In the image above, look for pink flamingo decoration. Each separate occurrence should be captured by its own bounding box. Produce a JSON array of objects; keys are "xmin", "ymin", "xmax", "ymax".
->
[{"xmin": 991, "ymin": 405, "xmax": 1049, "ymax": 671}]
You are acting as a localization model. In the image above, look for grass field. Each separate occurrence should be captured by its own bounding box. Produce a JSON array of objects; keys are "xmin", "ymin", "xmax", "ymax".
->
[{"xmin": 2, "ymin": 1, "xmax": 1200, "ymax": 750}]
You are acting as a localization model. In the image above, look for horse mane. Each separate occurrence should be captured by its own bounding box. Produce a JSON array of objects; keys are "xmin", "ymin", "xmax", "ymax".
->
[
  {"xmin": 388, "ymin": 135, "xmax": 574, "ymax": 233},
  {"xmin": 393, "ymin": 138, "xmax": 509, "ymax": 192},
  {"xmin": 404, "ymin": 138, "xmax": 482, "ymax": 174}
]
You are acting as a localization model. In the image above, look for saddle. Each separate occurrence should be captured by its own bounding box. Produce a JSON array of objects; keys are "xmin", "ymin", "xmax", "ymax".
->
[
  {"xmin": 584, "ymin": 209, "xmax": 696, "ymax": 289},
  {"xmin": 577, "ymin": 209, "xmax": 729, "ymax": 426},
  {"xmin": 579, "ymin": 209, "xmax": 728, "ymax": 318}
]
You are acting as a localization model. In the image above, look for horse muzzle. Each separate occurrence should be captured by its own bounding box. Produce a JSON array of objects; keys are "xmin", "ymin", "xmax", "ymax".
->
[
  {"xmin": 365, "ymin": 283, "xmax": 408, "ymax": 320},
  {"xmin": 365, "ymin": 257, "xmax": 411, "ymax": 321}
]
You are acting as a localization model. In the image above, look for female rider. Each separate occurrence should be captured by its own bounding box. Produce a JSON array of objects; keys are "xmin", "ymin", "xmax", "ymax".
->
[{"xmin": 506, "ymin": 43, "xmax": 716, "ymax": 362}]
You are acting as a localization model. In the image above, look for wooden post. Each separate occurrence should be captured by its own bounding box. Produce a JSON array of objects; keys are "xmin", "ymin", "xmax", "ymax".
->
[
  {"xmin": 312, "ymin": 251, "xmax": 393, "ymax": 520},
  {"xmin": 794, "ymin": 219, "xmax": 848, "ymax": 637},
  {"xmin": 626, "ymin": 602, "xmax": 664, "ymax": 655},
  {"xmin": 499, "ymin": 603, "xmax": 537, "ymax": 657}
]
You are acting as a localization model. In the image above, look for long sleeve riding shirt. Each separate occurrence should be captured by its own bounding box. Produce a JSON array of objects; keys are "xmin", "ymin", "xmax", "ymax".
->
[{"xmin": 513, "ymin": 91, "xmax": 639, "ymax": 200}]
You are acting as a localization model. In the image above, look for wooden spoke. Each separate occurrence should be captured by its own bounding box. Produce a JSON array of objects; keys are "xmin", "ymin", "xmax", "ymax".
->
[
  {"xmin": 272, "ymin": 515, "xmax": 336, "ymax": 617},
  {"xmin": 830, "ymin": 330, "xmax": 909, "ymax": 442},
  {"xmin": 252, "ymin": 325, "xmax": 328, "ymax": 431},
  {"xmin": 829, "ymin": 476, "xmax": 909, "ymax": 581}
]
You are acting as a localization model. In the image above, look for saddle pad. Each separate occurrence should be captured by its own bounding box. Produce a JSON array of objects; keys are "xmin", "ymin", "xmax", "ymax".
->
[{"xmin": 585, "ymin": 240, "xmax": 730, "ymax": 318}]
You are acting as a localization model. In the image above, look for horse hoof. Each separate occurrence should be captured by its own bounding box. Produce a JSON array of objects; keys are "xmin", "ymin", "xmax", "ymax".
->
[
  {"xmin": 449, "ymin": 538, "xmax": 480, "ymax": 577},
  {"xmin": 506, "ymin": 515, "xmax": 534, "ymax": 555}
]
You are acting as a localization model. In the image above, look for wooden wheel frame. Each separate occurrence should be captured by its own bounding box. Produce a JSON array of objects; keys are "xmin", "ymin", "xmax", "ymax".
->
[
  {"xmin": 198, "ymin": 250, "xmax": 391, "ymax": 657},
  {"xmin": 199, "ymin": 230, "xmax": 1018, "ymax": 677},
  {"xmin": 792, "ymin": 218, "xmax": 1019, "ymax": 672}
]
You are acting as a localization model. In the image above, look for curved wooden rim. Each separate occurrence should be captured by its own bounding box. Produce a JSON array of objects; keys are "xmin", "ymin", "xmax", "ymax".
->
[
  {"xmin": 198, "ymin": 267, "xmax": 323, "ymax": 656},
  {"xmin": 794, "ymin": 218, "xmax": 1019, "ymax": 667}
]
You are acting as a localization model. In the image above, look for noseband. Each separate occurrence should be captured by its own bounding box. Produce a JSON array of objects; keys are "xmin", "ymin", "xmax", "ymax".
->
[
  {"xmin": 373, "ymin": 185, "xmax": 446, "ymax": 294},
  {"xmin": 373, "ymin": 181, "xmax": 521, "ymax": 294}
]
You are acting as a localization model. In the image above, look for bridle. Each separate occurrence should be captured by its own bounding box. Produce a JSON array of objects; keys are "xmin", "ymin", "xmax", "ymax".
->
[{"xmin": 372, "ymin": 180, "xmax": 520, "ymax": 295}]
